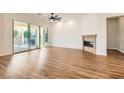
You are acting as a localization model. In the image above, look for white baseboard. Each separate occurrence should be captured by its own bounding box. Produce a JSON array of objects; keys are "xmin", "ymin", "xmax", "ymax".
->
[
  {"xmin": 118, "ymin": 49, "xmax": 124, "ymax": 53},
  {"xmin": 107, "ymin": 48, "xmax": 118, "ymax": 50},
  {"xmin": 108, "ymin": 48, "xmax": 124, "ymax": 53},
  {"xmin": 51, "ymin": 45, "xmax": 82, "ymax": 50},
  {"xmin": 0, "ymin": 53, "xmax": 12, "ymax": 57},
  {"xmin": 96, "ymin": 53, "xmax": 107, "ymax": 56}
]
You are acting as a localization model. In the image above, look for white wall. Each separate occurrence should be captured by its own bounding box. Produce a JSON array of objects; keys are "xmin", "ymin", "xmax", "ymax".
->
[
  {"xmin": 81, "ymin": 14, "xmax": 99, "ymax": 54},
  {"xmin": 107, "ymin": 18, "xmax": 119, "ymax": 49},
  {"xmin": 107, "ymin": 16, "xmax": 124, "ymax": 53},
  {"xmin": 1, "ymin": 13, "xmax": 124, "ymax": 56},
  {"xmin": 81, "ymin": 13, "xmax": 124, "ymax": 55},
  {"xmin": 118, "ymin": 17, "xmax": 124, "ymax": 52},
  {"xmin": 97, "ymin": 13, "xmax": 124, "ymax": 55},
  {"xmin": 81, "ymin": 13, "xmax": 109, "ymax": 55},
  {"xmin": 51, "ymin": 13, "xmax": 124, "ymax": 55},
  {"xmin": 81, "ymin": 14, "xmax": 98, "ymax": 35},
  {"xmin": 0, "ymin": 13, "xmax": 50, "ymax": 56},
  {"xmin": 51, "ymin": 15, "xmax": 82, "ymax": 49},
  {"xmin": 0, "ymin": 14, "xmax": 4, "ymax": 56}
]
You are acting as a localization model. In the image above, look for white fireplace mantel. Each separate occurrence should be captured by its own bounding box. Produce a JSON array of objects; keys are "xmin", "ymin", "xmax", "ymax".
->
[{"xmin": 81, "ymin": 34, "xmax": 97, "ymax": 54}]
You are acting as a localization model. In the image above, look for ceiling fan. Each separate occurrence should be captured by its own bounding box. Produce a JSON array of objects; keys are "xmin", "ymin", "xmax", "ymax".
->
[{"xmin": 48, "ymin": 13, "xmax": 62, "ymax": 21}]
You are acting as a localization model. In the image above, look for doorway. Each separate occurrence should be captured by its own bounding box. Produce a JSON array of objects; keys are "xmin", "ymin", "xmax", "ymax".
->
[{"xmin": 107, "ymin": 16, "xmax": 124, "ymax": 54}]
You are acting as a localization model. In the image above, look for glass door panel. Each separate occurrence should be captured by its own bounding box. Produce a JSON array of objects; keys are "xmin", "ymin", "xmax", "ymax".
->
[
  {"xmin": 44, "ymin": 27, "xmax": 48, "ymax": 46},
  {"xmin": 40, "ymin": 27, "xmax": 48, "ymax": 48},
  {"xmin": 40, "ymin": 27, "xmax": 44, "ymax": 48},
  {"xmin": 29, "ymin": 25, "xmax": 39, "ymax": 49},
  {"xmin": 14, "ymin": 21, "xmax": 29, "ymax": 53}
]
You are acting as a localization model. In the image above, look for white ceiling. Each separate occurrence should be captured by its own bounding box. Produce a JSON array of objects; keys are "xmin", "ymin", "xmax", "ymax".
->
[{"xmin": 26, "ymin": 13, "xmax": 87, "ymax": 22}]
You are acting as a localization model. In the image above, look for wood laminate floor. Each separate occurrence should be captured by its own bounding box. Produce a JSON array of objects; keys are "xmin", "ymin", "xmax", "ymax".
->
[{"xmin": 0, "ymin": 47, "xmax": 124, "ymax": 79}]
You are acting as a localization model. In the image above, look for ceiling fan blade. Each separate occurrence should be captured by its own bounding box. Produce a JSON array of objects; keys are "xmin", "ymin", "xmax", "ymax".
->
[
  {"xmin": 59, "ymin": 17, "xmax": 62, "ymax": 19},
  {"xmin": 37, "ymin": 13, "xmax": 42, "ymax": 15},
  {"xmin": 57, "ymin": 19, "xmax": 60, "ymax": 21},
  {"xmin": 55, "ymin": 15, "xmax": 58, "ymax": 17},
  {"xmin": 53, "ymin": 19, "xmax": 56, "ymax": 21}
]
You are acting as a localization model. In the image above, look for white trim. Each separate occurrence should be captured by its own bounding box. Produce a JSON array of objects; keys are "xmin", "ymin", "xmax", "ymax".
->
[
  {"xmin": 107, "ymin": 48, "xmax": 124, "ymax": 53},
  {"xmin": 107, "ymin": 48, "xmax": 118, "ymax": 50},
  {"xmin": 118, "ymin": 49, "xmax": 124, "ymax": 53},
  {"xmin": 51, "ymin": 45, "xmax": 82, "ymax": 50},
  {"xmin": 0, "ymin": 53, "xmax": 12, "ymax": 57},
  {"xmin": 96, "ymin": 52, "xmax": 107, "ymax": 56}
]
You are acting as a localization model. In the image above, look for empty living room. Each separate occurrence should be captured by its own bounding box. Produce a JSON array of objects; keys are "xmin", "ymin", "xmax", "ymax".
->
[
  {"xmin": 1, "ymin": 0, "xmax": 124, "ymax": 93},
  {"xmin": 0, "ymin": 13, "xmax": 124, "ymax": 79}
]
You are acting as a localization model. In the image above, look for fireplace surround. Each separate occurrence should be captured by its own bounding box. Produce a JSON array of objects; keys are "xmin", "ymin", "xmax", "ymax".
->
[{"xmin": 81, "ymin": 34, "xmax": 97, "ymax": 54}]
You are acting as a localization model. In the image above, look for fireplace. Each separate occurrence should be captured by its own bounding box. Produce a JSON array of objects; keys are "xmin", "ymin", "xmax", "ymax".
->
[
  {"xmin": 81, "ymin": 35, "xmax": 97, "ymax": 54},
  {"xmin": 84, "ymin": 41, "xmax": 93, "ymax": 48}
]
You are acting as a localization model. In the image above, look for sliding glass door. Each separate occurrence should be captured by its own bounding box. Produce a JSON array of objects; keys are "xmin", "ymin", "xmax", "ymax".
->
[
  {"xmin": 13, "ymin": 21, "xmax": 48, "ymax": 53},
  {"xmin": 29, "ymin": 25, "xmax": 40, "ymax": 49},
  {"xmin": 13, "ymin": 21, "xmax": 29, "ymax": 53},
  {"xmin": 40, "ymin": 27, "xmax": 48, "ymax": 48}
]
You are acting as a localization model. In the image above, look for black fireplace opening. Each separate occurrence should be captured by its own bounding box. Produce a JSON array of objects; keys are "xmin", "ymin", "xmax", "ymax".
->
[{"xmin": 84, "ymin": 41, "xmax": 93, "ymax": 48}]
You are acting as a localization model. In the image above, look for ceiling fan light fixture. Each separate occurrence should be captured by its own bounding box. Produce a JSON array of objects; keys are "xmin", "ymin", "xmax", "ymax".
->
[{"xmin": 48, "ymin": 13, "xmax": 62, "ymax": 22}]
